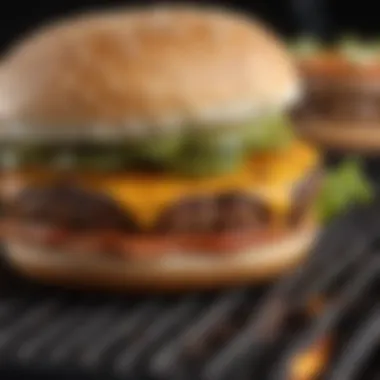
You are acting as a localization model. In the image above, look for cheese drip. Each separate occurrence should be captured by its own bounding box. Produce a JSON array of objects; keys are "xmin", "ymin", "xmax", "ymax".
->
[{"xmin": 0, "ymin": 142, "xmax": 319, "ymax": 227}]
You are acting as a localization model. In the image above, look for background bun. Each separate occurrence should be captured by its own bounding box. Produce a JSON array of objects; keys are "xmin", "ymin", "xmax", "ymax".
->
[{"xmin": 0, "ymin": 5, "xmax": 300, "ymax": 140}]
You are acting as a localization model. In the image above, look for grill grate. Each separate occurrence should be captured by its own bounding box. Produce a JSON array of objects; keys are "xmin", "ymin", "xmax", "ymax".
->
[{"xmin": 1, "ymin": 201, "xmax": 380, "ymax": 380}]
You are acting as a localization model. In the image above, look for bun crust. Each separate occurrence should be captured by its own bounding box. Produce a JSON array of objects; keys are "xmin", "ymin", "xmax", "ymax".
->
[
  {"xmin": 3, "ymin": 222, "xmax": 317, "ymax": 291},
  {"xmin": 0, "ymin": 6, "xmax": 299, "ymax": 140},
  {"xmin": 295, "ymin": 120, "xmax": 380, "ymax": 153}
]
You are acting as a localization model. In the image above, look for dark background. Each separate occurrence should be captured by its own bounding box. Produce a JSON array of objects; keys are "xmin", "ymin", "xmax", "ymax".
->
[{"xmin": 0, "ymin": 0, "xmax": 379, "ymax": 53}]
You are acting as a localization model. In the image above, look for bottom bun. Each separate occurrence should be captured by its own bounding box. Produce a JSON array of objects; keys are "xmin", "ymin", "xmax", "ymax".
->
[
  {"xmin": 295, "ymin": 120, "xmax": 380, "ymax": 153},
  {"xmin": 3, "ymin": 223, "xmax": 318, "ymax": 291}
]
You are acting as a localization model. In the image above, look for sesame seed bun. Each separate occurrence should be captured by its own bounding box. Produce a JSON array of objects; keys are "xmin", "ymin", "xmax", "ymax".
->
[{"xmin": 0, "ymin": 5, "xmax": 300, "ymax": 141}]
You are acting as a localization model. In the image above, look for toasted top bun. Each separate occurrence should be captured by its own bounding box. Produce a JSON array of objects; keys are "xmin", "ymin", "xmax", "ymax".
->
[{"xmin": 0, "ymin": 5, "xmax": 299, "ymax": 141}]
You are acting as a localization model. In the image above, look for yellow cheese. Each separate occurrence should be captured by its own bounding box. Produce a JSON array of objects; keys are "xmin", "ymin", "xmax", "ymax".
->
[{"xmin": 1, "ymin": 141, "xmax": 319, "ymax": 227}]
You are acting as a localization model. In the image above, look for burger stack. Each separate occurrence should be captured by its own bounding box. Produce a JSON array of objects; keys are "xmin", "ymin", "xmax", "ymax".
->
[{"xmin": 0, "ymin": 6, "xmax": 372, "ymax": 291}]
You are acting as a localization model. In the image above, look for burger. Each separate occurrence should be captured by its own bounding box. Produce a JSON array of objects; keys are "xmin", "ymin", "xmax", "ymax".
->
[
  {"xmin": 0, "ymin": 7, "xmax": 371, "ymax": 290},
  {"xmin": 292, "ymin": 35, "xmax": 380, "ymax": 153}
]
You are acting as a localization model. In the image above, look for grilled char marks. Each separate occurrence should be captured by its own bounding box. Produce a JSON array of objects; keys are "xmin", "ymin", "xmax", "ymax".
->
[
  {"xmin": 157, "ymin": 198, "xmax": 218, "ymax": 233},
  {"xmin": 216, "ymin": 193, "xmax": 270, "ymax": 231},
  {"xmin": 7, "ymin": 170, "xmax": 321, "ymax": 233},
  {"xmin": 9, "ymin": 185, "xmax": 137, "ymax": 231},
  {"xmin": 157, "ymin": 193, "xmax": 270, "ymax": 233}
]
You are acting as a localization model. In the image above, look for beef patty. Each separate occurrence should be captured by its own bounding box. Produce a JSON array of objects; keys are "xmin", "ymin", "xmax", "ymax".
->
[
  {"xmin": 293, "ymin": 76, "xmax": 380, "ymax": 123},
  {"xmin": 5, "ymin": 169, "xmax": 322, "ymax": 234}
]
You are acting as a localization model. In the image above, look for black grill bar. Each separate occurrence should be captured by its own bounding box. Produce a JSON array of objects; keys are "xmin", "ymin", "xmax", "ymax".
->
[
  {"xmin": 270, "ymin": 256, "xmax": 380, "ymax": 380},
  {"xmin": 327, "ymin": 306, "xmax": 380, "ymax": 380},
  {"xmin": 150, "ymin": 289, "xmax": 248, "ymax": 380},
  {"xmin": 201, "ymin": 267, "xmax": 313, "ymax": 380},
  {"xmin": 16, "ymin": 299, "xmax": 111, "ymax": 363},
  {"xmin": 47, "ymin": 302, "xmax": 124, "ymax": 364},
  {"xmin": 287, "ymin": 202, "xmax": 380, "ymax": 303},
  {"xmin": 79, "ymin": 301, "xmax": 163, "ymax": 369},
  {"xmin": 113, "ymin": 296, "xmax": 202, "ymax": 377},
  {"xmin": 0, "ymin": 298, "xmax": 30, "ymax": 322},
  {"xmin": 201, "ymin": 291, "xmax": 286, "ymax": 380},
  {"xmin": 199, "ymin": 205, "xmax": 375, "ymax": 380},
  {"xmin": 291, "ymin": 231, "xmax": 370, "ymax": 309},
  {"xmin": 0, "ymin": 297, "xmax": 64, "ymax": 356}
]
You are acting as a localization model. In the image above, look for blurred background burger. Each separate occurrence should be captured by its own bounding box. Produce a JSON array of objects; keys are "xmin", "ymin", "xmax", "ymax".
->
[{"xmin": 292, "ymin": 35, "xmax": 380, "ymax": 154}]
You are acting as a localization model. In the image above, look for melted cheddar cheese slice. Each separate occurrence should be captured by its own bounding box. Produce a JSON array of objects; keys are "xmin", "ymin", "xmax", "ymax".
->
[{"xmin": 1, "ymin": 141, "xmax": 319, "ymax": 227}]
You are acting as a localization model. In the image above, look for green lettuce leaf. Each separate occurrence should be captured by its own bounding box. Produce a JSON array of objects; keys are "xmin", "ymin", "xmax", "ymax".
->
[
  {"xmin": 339, "ymin": 35, "xmax": 380, "ymax": 64},
  {"xmin": 317, "ymin": 159, "xmax": 373, "ymax": 223},
  {"xmin": 245, "ymin": 114, "xmax": 294, "ymax": 152},
  {"xmin": 289, "ymin": 35, "xmax": 323, "ymax": 57}
]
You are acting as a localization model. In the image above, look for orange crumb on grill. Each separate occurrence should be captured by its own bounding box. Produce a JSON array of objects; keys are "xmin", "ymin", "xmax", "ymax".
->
[{"xmin": 290, "ymin": 337, "xmax": 331, "ymax": 380}]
